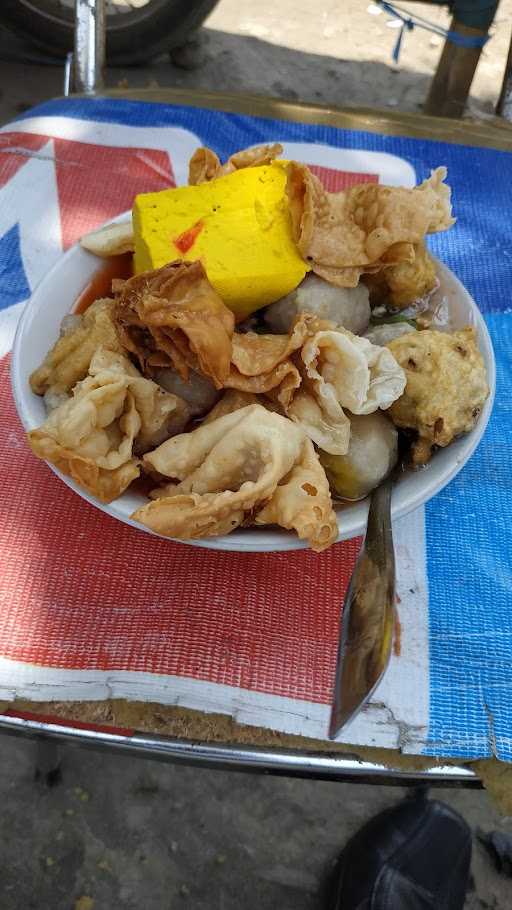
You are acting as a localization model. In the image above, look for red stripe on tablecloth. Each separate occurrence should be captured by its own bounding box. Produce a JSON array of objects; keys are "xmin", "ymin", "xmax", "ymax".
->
[
  {"xmin": 53, "ymin": 138, "xmax": 174, "ymax": 249},
  {"xmin": 2, "ymin": 709, "xmax": 133, "ymax": 737},
  {"xmin": 0, "ymin": 355, "xmax": 359, "ymax": 705},
  {"xmin": 0, "ymin": 133, "xmax": 50, "ymax": 189},
  {"xmin": 308, "ymin": 164, "xmax": 378, "ymax": 192}
]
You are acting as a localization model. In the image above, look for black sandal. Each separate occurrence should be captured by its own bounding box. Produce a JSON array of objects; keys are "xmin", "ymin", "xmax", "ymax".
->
[{"xmin": 331, "ymin": 794, "xmax": 472, "ymax": 910}]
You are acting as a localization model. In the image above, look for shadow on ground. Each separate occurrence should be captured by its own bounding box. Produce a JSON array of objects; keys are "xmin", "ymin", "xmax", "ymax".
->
[{"xmin": 0, "ymin": 25, "xmax": 437, "ymax": 126}]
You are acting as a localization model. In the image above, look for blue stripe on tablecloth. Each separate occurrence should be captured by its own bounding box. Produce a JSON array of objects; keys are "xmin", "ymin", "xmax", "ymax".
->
[
  {"xmin": 12, "ymin": 96, "xmax": 512, "ymax": 759},
  {"xmin": 424, "ymin": 310, "xmax": 512, "ymax": 760}
]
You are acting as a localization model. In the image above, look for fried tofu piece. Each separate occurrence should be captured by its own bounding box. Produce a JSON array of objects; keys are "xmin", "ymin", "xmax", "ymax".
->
[{"xmin": 387, "ymin": 327, "xmax": 489, "ymax": 464}]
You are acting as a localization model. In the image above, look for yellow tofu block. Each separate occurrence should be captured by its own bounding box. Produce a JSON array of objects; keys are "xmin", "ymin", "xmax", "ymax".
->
[{"xmin": 132, "ymin": 163, "xmax": 308, "ymax": 320}]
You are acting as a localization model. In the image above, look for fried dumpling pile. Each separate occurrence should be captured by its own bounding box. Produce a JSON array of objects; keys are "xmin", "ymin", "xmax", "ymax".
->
[
  {"xmin": 133, "ymin": 404, "xmax": 338, "ymax": 551},
  {"xmin": 28, "ymin": 348, "xmax": 188, "ymax": 502},
  {"xmin": 25, "ymin": 143, "xmax": 491, "ymax": 553},
  {"xmin": 114, "ymin": 260, "xmax": 235, "ymax": 387},
  {"xmin": 286, "ymin": 163, "xmax": 454, "ymax": 288}
]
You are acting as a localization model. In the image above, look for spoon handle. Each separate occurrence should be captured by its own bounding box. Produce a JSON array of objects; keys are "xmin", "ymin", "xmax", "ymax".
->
[{"xmin": 328, "ymin": 475, "xmax": 396, "ymax": 740}]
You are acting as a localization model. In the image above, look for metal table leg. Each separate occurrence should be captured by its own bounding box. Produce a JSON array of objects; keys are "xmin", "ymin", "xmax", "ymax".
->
[
  {"xmin": 73, "ymin": 0, "xmax": 106, "ymax": 94},
  {"xmin": 35, "ymin": 738, "xmax": 62, "ymax": 786}
]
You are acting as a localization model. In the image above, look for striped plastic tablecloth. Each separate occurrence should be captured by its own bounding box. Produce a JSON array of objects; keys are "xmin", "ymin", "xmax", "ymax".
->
[{"xmin": 0, "ymin": 97, "xmax": 510, "ymax": 760}]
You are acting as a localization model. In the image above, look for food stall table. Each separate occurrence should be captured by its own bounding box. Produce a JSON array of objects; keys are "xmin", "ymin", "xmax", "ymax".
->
[{"xmin": 0, "ymin": 88, "xmax": 510, "ymax": 802}]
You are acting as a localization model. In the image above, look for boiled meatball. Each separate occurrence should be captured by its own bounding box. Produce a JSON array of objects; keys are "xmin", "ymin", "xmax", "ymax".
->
[
  {"xmin": 320, "ymin": 411, "xmax": 398, "ymax": 501},
  {"xmin": 364, "ymin": 323, "xmax": 416, "ymax": 347},
  {"xmin": 264, "ymin": 274, "xmax": 370, "ymax": 335},
  {"xmin": 154, "ymin": 368, "xmax": 220, "ymax": 419}
]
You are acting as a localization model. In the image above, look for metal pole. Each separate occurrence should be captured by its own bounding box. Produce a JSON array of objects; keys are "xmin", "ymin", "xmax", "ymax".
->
[
  {"xmin": 73, "ymin": 0, "xmax": 106, "ymax": 94},
  {"xmin": 497, "ymin": 36, "xmax": 512, "ymax": 120}
]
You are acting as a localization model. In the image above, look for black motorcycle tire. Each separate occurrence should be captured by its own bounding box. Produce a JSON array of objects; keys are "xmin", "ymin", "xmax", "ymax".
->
[{"xmin": 0, "ymin": 0, "xmax": 219, "ymax": 64}]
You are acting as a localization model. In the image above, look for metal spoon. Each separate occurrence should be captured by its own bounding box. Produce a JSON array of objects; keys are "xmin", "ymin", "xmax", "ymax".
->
[{"xmin": 328, "ymin": 471, "xmax": 397, "ymax": 740}]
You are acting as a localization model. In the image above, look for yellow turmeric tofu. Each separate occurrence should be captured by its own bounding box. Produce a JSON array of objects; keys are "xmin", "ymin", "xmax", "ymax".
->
[{"xmin": 132, "ymin": 163, "xmax": 308, "ymax": 320}]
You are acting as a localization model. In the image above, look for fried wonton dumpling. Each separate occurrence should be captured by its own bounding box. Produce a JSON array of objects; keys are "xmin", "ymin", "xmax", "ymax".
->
[
  {"xmin": 255, "ymin": 436, "xmax": 338, "ymax": 550},
  {"xmin": 189, "ymin": 143, "xmax": 283, "ymax": 185},
  {"xmin": 28, "ymin": 348, "xmax": 188, "ymax": 501},
  {"xmin": 285, "ymin": 329, "xmax": 406, "ymax": 455},
  {"xmin": 286, "ymin": 387, "xmax": 351, "ymax": 457},
  {"xmin": 132, "ymin": 404, "xmax": 338, "ymax": 551},
  {"xmin": 286, "ymin": 163, "xmax": 454, "ymax": 287},
  {"xmin": 203, "ymin": 390, "xmax": 260, "ymax": 424},
  {"xmin": 89, "ymin": 348, "xmax": 190, "ymax": 452},
  {"xmin": 80, "ymin": 220, "xmax": 134, "ymax": 257},
  {"xmin": 387, "ymin": 327, "xmax": 489, "ymax": 464},
  {"xmin": 30, "ymin": 298, "xmax": 123, "ymax": 396},
  {"xmin": 203, "ymin": 389, "xmax": 283, "ymax": 425},
  {"xmin": 113, "ymin": 260, "xmax": 235, "ymax": 387},
  {"xmin": 364, "ymin": 242, "xmax": 437, "ymax": 310},
  {"xmin": 223, "ymin": 314, "xmax": 311, "ymax": 408},
  {"xmin": 303, "ymin": 329, "xmax": 406, "ymax": 416}
]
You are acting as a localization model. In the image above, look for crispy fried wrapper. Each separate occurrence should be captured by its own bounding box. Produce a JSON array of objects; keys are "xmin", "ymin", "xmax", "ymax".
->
[
  {"xmin": 80, "ymin": 220, "xmax": 134, "ymax": 257},
  {"xmin": 286, "ymin": 163, "xmax": 454, "ymax": 286},
  {"xmin": 387, "ymin": 327, "xmax": 489, "ymax": 464},
  {"xmin": 303, "ymin": 329, "xmax": 406, "ymax": 415},
  {"xmin": 132, "ymin": 404, "xmax": 338, "ymax": 551},
  {"xmin": 203, "ymin": 390, "xmax": 260, "ymax": 424},
  {"xmin": 255, "ymin": 436, "xmax": 338, "ymax": 550},
  {"xmin": 89, "ymin": 348, "xmax": 190, "ymax": 452},
  {"xmin": 28, "ymin": 348, "xmax": 188, "ymax": 502},
  {"xmin": 285, "ymin": 329, "xmax": 406, "ymax": 455},
  {"xmin": 30, "ymin": 298, "xmax": 124, "ymax": 396},
  {"xmin": 224, "ymin": 314, "xmax": 311, "ymax": 408},
  {"xmin": 286, "ymin": 387, "xmax": 351, "ymax": 456},
  {"xmin": 203, "ymin": 389, "xmax": 283, "ymax": 425},
  {"xmin": 114, "ymin": 260, "xmax": 235, "ymax": 387},
  {"xmin": 189, "ymin": 143, "xmax": 283, "ymax": 185}
]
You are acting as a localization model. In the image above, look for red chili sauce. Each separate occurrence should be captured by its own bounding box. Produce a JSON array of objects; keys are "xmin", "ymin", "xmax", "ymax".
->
[
  {"xmin": 173, "ymin": 220, "xmax": 204, "ymax": 255},
  {"xmin": 74, "ymin": 252, "xmax": 133, "ymax": 314}
]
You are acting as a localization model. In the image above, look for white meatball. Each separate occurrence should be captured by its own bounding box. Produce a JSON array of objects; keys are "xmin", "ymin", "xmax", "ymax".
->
[
  {"xmin": 154, "ymin": 368, "xmax": 220, "ymax": 418},
  {"xmin": 364, "ymin": 323, "xmax": 416, "ymax": 346},
  {"xmin": 320, "ymin": 411, "xmax": 398, "ymax": 500},
  {"xmin": 264, "ymin": 274, "xmax": 370, "ymax": 335}
]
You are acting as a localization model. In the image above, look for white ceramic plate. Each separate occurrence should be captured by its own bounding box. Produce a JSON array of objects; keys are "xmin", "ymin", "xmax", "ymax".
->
[{"xmin": 11, "ymin": 217, "xmax": 496, "ymax": 552}]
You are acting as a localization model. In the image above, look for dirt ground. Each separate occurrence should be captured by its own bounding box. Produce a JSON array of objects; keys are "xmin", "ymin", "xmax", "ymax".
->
[
  {"xmin": 1, "ymin": 733, "xmax": 512, "ymax": 910},
  {"xmin": 0, "ymin": 0, "xmax": 511, "ymax": 123}
]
